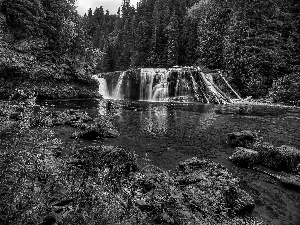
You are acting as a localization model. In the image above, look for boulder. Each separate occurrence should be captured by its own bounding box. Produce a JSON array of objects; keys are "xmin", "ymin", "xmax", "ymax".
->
[
  {"xmin": 229, "ymin": 147, "xmax": 260, "ymax": 168},
  {"xmin": 174, "ymin": 158, "xmax": 255, "ymax": 215},
  {"xmin": 254, "ymin": 142, "xmax": 300, "ymax": 172},
  {"xmin": 72, "ymin": 146, "xmax": 139, "ymax": 181},
  {"xmin": 71, "ymin": 117, "xmax": 119, "ymax": 139},
  {"xmin": 223, "ymin": 186, "xmax": 255, "ymax": 215},
  {"xmin": 228, "ymin": 130, "xmax": 258, "ymax": 148}
]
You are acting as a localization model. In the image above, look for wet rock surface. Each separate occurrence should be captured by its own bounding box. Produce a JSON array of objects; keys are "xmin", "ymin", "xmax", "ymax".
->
[
  {"xmin": 118, "ymin": 156, "xmax": 261, "ymax": 224},
  {"xmin": 228, "ymin": 130, "xmax": 258, "ymax": 148},
  {"xmin": 255, "ymin": 143, "xmax": 300, "ymax": 172},
  {"xmin": 229, "ymin": 131, "xmax": 300, "ymax": 172},
  {"xmin": 229, "ymin": 147, "xmax": 260, "ymax": 168},
  {"xmin": 67, "ymin": 146, "xmax": 261, "ymax": 224}
]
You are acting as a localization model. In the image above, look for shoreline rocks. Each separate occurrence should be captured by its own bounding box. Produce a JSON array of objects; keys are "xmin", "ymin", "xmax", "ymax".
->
[
  {"xmin": 67, "ymin": 146, "xmax": 261, "ymax": 224},
  {"xmin": 228, "ymin": 130, "xmax": 258, "ymax": 148},
  {"xmin": 229, "ymin": 130, "xmax": 300, "ymax": 173}
]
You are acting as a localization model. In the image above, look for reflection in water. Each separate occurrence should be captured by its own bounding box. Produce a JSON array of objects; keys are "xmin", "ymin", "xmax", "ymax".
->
[
  {"xmin": 142, "ymin": 105, "xmax": 169, "ymax": 136},
  {"xmin": 136, "ymin": 103, "xmax": 218, "ymax": 137},
  {"xmin": 34, "ymin": 99, "xmax": 300, "ymax": 172}
]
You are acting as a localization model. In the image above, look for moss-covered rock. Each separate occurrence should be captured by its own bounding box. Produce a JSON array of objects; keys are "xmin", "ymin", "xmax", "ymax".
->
[
  {"xmin": 72, "ymin": 146, "xmax": 139, "ymax": 183},
  {"xmin": 229, "ymin": 147, "xmax": 260, "ymax": 168},
  {"xmin": 71, "ymin": 116, "xmax": 119, "ymax": 139},
  {"xmin": 228, "ymin": 130, "xmax": 258, "ymax": 148},
  {"xmin": 128, "ymin": 157, "xmax": 258, "ymax": 224},
  {"xmin": 254, "ymin": 142, "xmax": 300, "ymax": 172}
]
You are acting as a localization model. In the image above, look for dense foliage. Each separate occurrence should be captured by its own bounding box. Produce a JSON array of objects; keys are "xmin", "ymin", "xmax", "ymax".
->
[
  {"xmin": 85, "ymin": 0, "xmax": 300, "ymax": 102},
  {"xmin": 0, "ymin": 0, "xmax": 100, "ymax": 99}
]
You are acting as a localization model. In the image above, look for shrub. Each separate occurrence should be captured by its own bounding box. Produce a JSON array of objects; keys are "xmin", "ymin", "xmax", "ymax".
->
[{"xmin": 270, "ymin": 72, "xmax": 300, "ymax": 106}]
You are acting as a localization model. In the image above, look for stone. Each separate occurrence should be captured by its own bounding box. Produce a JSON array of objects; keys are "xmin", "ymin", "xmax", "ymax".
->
[
  {"xmin": 72, "ymin": 122, "xmax": 119, "ymax": 139},
  {"xmin": 73, "ymin": 146, "xmax": 139, "ymax": 180},
  {"xmin": 135, "ymin": 199, "xmax": 153, "ymax": 211},
  {"xmin": 174, "ymin": 158, "xmax": 255, "ymax": 215},
  {"xmin": 224, "ymin": 186, "xmax": 255, "ymax": 214},
  {"xmin": 228, "ymin": 130, "xmax": 258, "ymax": 148},
  {"xmin": 229, "ymin": 147, "xmax": 260, "ymax": 168},
  {"xmin": 255, "ymin": 143, "xmax": 300, "ymax": 172}
]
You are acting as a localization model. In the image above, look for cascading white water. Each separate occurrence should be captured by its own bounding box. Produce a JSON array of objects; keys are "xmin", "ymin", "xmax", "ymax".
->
[
  {"xmin": 93, "ymin": 67, "xmax": 234, "ymax": 103},
  {"xmin": 152, "ymin": 82, "xmax": 169, "ymax": 101},
  {"xmin": 92, "ymin": 75, "xmax": 111, "ymax": 99},
  {"xmin": 140, "ymin": 68, "xmax": 167, "ymax": 101},
  {"xmin": 191, "ymin": 76, "xmax": 200, "ymax": 101},
  {"xmin": 151, "ymin": 71, "xmax": 169, "ymax": 101},
  {"xmin": 140, "ymin": 69, "xmax": 155, "ymax": 100},
  {"xmin": 113, "ymin": 71, "xmax": 126, "ymax": 99}
]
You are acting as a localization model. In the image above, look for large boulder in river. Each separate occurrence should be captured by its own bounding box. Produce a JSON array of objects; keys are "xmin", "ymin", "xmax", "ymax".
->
[
  {"xmin": 228, "ymin": 130, "xmax": 258, "ymax": 148},
  {"xmin": 229, "ymin": 147, "xmax": 260, "ymax": 168},
  {"xmin": 254, "ymin": 142, "xmax": 300, "ymax": 172}
]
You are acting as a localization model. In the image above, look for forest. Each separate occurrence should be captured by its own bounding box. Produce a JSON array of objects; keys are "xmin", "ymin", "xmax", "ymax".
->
[
  {"xmin": 0, "ymin": 0, "xmax": 299, "ymax": 103},
  {"xmin": 85, "ymin": 0, "xmax": 300, "ymax": 104}
]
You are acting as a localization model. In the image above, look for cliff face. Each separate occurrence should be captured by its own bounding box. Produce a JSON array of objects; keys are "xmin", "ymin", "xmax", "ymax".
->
[{"xmin": 0, "ymin": 13, "xmax": 99, "ymax": 100}]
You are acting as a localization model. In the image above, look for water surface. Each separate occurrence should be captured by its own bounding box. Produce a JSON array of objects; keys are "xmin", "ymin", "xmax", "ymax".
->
[{"xmin": 38, "ymin": 99, "xmax": 300, "ymax": 172}]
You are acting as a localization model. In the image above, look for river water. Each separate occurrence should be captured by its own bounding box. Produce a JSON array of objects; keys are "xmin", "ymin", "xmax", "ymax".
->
[{"xmin": 38, "ymin": 99, "xmax": 300, "ymax": 172}]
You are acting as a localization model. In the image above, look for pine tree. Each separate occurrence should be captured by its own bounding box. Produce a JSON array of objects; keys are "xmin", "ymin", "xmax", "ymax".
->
[
  {"xmin": 1, "ymin": 0, "xmax": 44, "ymax": 38},
  {"xmin": 166, "ymin": 12, "xmax": 179, "ymax": 67}
]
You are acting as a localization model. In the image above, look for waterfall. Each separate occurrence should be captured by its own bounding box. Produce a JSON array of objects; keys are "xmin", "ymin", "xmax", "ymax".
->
[
  {"xmin": 113, "ymin": 71, "xmax": 126, "ymax": 99},
  {"xmin": 191, "ymin": 76, "xmax": 200, "ymax": 101},
  {"xmin": 94, "ymin": 67, "xmax": 234, "ymax": 103},
  {"xmin": 140, "ymin": 69, "xmax": 155, "ymax": 100},
  {"xmin": 152, "ymin": 82, "xmax": 169, "ymax": 101},
  {"xmin": 92, "ymin": 75, "xmax": 111, "ymax": 99},
  {"xmin": 140, "ymin": 68, "xmax": 167, "ymax": 101},
  {"xmin": 151, "ymin": 71, "xmax": 169, "ymax": 101}
]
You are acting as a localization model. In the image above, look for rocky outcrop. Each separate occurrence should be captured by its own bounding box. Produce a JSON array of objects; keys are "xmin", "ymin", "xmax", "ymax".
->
[
  {"xmin": 254, "ymin": 143, "xmax": 300, "ymax": 172},
  {"xmin": 68, "ymin": 146, "xmax": 261, "ymax": 224},
  {"xmin": 229, "ymin": 147, "xmax": 260, "ymax": 168},
  {"xmin": 229, "ymin": 131, "xmax": 300, "ymax": 172},
  {"xmin": 228, "ymin": 130, "xmax": 258, "ymax": 148},
  {"xmin": 71, "ymin": 146, "xmax": 139, "ymax": 181}
]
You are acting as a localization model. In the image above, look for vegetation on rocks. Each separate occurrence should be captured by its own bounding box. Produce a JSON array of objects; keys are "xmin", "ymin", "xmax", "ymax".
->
[
  {"xmin": 0, "ymin": 100, "xmax": 267, "ymax": 224},
  {"xmin": 229, "ymin": 130, "xmax": 300, "ymax": 196},
  {"xmin": 229, "ymin": 131, "xmax": 300, "ymax": 172}
]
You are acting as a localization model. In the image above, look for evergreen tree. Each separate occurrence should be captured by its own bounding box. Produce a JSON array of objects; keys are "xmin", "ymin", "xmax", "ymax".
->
[{"xmin": 166, "ymin": 12, "xmax": 179, "ymax": 67}]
